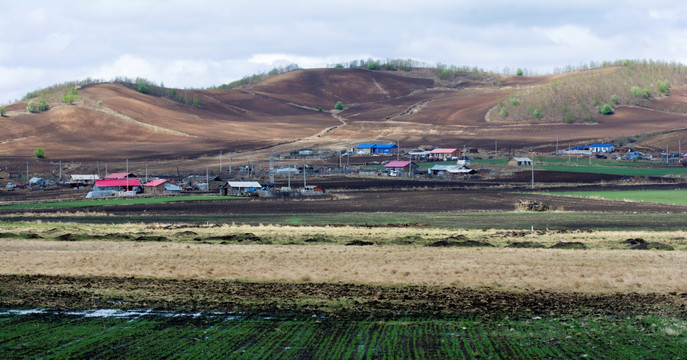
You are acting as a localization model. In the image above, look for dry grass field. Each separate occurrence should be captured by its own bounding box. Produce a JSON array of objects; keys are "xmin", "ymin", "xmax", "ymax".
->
[{"xmin": 2, "ymin": 223, "xmax": 685, "ymax": 294}]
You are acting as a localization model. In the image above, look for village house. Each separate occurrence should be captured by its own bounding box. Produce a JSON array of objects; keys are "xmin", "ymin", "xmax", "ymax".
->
[
  {"xmin": 356, "ymin": 143, "xmax": 398, "ymax": 155},
  {"xmin": 221, "ymin": 181, "xmax": 262, "ymax": 196},
  {"xmin": 508, "ymin": 157, "xmax": 533, "ymax": 167},
  {"xmin": 428, "ymin": 148, "xmax": 460, "ymax": 161},
  {"xmin": 384, "ymin": 161, "xmax": 418, "ymax": 176}
]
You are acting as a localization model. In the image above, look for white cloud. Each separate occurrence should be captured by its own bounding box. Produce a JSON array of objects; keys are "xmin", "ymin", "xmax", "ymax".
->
[{"xmin": 3, "ymin": 0, "xmax": 687, "ymax": 104}]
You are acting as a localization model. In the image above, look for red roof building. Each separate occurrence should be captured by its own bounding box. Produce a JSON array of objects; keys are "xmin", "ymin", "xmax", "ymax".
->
[
  {"xmin": 94, "ymin": 179, "xmax": 142, "ymax": 189},
  {"xmin": 429, "ymin": 148, "xmax": 459, "ymax": 160}
]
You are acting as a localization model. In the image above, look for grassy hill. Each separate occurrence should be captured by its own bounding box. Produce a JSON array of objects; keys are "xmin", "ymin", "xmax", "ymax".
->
[{"xmin": 1, "ymin": 60, "xmax": 686, "ymax": 163}]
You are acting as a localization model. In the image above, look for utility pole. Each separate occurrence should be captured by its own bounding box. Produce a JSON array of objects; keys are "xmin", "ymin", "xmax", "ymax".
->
[
  {"xmin": 206, "ymin": 167, "xmax": 209, "ymax": 192},
  {"xmin": 494, "ymin": 140, "xmax": 498, "ymax": 159},
  {"xmin": 26, "ymin": 162, "xmax": 29, "ymax": 180},
  {"xmin": 269, "ymin": 154, "xmax": 274, "ymax": 184},
  {"xmin": 531, "ymin": 153, "xmax": 535, "ymax": 189},
  {"xmin": 556, "ymin": 136, "xmax": 559, "ymax": 155},
  {"xmin": 126, "ymin": 159, "xmax": 129, "ymax": 192},
  {"xmin": 145, "ymin": 164, "xmax": 148, "ymax": 183},
  {"xmin": 228, "ymin": 153, "xmax": 232, "ymax": 175},
  {"xmin": 59, "ymin": 160, "xmax": 62, "ymax": 181},
  {"xmin": 568, "ymin": 142, "xmax": 571, "ymax": 163},
  {"xmin": 303, "ymin": 158, "xmax": 307, "ymax": 187},
  {"xmin": 219, "ymin": 151, "xmax": 223, "ymax": 172},
  {"xmin": 338, "ymin": 151, "xmax": 342, "ymax": 169},
  {"xmin": 588, "ymin": 149, "xmax": 592, "ymax": 166},
  {"xmin": 97, "ymin": 161, "xmax": 100, "ymax": 178}
]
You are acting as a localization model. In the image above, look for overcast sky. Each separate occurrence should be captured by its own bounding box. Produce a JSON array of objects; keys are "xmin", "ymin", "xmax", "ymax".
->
[{"xmin": 2, "ymin": 0, "xmax": 687, "ymax": 104}]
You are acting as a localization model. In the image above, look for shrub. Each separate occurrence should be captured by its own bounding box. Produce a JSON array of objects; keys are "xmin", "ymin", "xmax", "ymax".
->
[
  {"xmin": 499, "ymin": 107, "xmax": 508, "ymax": 117},
  {"xmin": 598, "ymin": 103, "xmax": 614, "ymax": 115},
  {"xmin": 631, "ymin": 86, "xmax": 641, "ymax": 97},
  {"xmin": 532, "ymin": 108, "xmax": 542, "ymax": 119},
  {"xmin": 367, "ymin": 62, "xmax": 380, "ymax": 70},
  {"xmin": 509, "ymin": 97, "xmax": 520, "ymax": 106},
  {"xmin": 0, "ymin": 106, "xmax": 5, "ymax": 117},
  {"xmin": 516, "ymin": 68, "xmax": 524, "ymax": 76},
  {"xmin": 27, "ymin": 100, "xmax": 39, "ymax": 113},
  {"xmin": 657, "ymin": 80, "xmax": 670, "ymax": 95},
  {"xmin": 439, "ymin": 69, "xmax": 451, "ymax": 80},
  {"xmin": 62, "ymin": 87, "xmax": 79, "ymax": 105},
  {"xmin": 334, "ymin": 101, "xmax": 344, "ymax": 110},
  {"xmin": 318, "ymin": 107, "xmax": 323, "ymax": 112},
  {"xmin": 610, "ymin": 94, "xmax": 619, "ymax": 104},
  {"xmin": 97, "ymin": 99, "xmax": 103, "ymax": 107},
  {"xmin": 33, "ymin": 147, "xmax": 45, "ymax": 158},
  {"xmin": 38, "ymin": 97, "xmax": 49, "ymax": 111}
]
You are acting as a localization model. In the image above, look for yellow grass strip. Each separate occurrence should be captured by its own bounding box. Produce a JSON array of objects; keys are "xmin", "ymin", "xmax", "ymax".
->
[{"xmin": 2, "ymin": 239, "xmax": 685, "ymax": 294}]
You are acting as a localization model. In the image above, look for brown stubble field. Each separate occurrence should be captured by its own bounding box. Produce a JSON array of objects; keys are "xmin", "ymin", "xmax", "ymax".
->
[{"xmin": 1, "ymin": 223, "xmax": 686, "ymax": 294}]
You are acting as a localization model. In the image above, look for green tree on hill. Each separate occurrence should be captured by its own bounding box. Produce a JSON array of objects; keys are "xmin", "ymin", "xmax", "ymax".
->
[
  {"xmin": 33, "ymin": 147, "xmax": 45, "ymax": 158},
  {"xmin": 516, "ymin": 68, "xmax": 524, "ymax": 76},
  {"xmin": 334, "ymin": 101, "xmax": 344, "ymax": 110},
  {"xmin": 0, "ymin": 106, "xmax": 6, "ymax": 117}
]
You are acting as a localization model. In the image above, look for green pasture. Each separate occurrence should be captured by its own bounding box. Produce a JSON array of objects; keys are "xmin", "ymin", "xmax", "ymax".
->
[
  {"xmin": 0, "ymin": 195, "xmax": 242, "ymax": 210},
  {"xmin": 551, "ymin": 189, "xmax": 687, "ymax": 205},
  {"xmin": 6, "ymin": 211, "xmax": 687, "ymax": 231},
  {"xmin": 1, "ymin": 312, "xmax": 685, "ymax": 359}
]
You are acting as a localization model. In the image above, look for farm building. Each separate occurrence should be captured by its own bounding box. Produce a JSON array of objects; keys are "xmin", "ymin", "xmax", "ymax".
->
[
  {"xmin": 508, "ymin": 157, "xmax": 533, "ymax": 167},
  {"xmin": 68, "ymin": 175, "xmax": 100, "ymax": 187},
  {"xmin": 428, "ymin": 148, "xmax": 460, "ymax": 161},
  {"xmin": 222, "ymin": 181, "xmax": 262, "ymax": 196},
  {"xmin": 428, "ymin": 165, "xmax": 476, "ymax": 175},
  {"xmin": 94, "ymin": 178, "xmax": 142, "ymax": 192},
  {"xmin": 208, "ymin": 176, "xmax": 226, "ymax": 191},
  {"xmin": 384, "ymin": 161, "xmax": 418, "ymax": 175},
  {"xmin": 590, "ymin": 144, "xmax": 616, "ymax": 153},
  {"xmin": 356, "ymin": 144, "xmax": 398, "ymax": 155},
  {"xmin": 407, "ymin": 149, "xmax": 431, "ymax": 159},
  {"xmin": 142, "ymin": 179, "xmax": 182, "ymax": 195},
  {"xmin": 106, "ymin": 172, "xmax": 138, "ymax": 179}
]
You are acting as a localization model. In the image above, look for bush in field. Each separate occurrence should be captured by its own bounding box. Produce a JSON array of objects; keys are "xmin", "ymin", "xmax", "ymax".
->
[
  {"xmin": 27, "ymin": 100, "xmax": 38, "ymax": 113},
  {"xmin": 334, "ymin": 101, "xmax": 344, "ymax": 110},
  {"xmin": 516, "ymin": 68, "xmax": 524, "ymax": 76},
  {"xmin": 657, "ymin": 80, "xmax": 670, "ymax": 95},
  {"xmin": 0, "ymin": 106, "xmax": 5, "ymax": 117},
  {"xmin": 510, "ymin": 97, "xmax": 520, "ymax": 106},
  {"xmin": 499, "ymin": 107, "xmax": 508, "ymax": 117},
  {"xmin": 33, "ymin": 147, "xmax": 45, "ymax": 158},
  {"xmin": 62, "ymin": 87, "xmax": 79, "ymax": 105},
  {"xmin": 611, "ymin": 94, "xmax": 619, "ymax": 104},
  {"xmin": 598, "ymin": 103, "xmax": 614, "ymax": 115},
  {"xmin": 532, "ymin": 108, "xmax": 542, "ymax": 119}
]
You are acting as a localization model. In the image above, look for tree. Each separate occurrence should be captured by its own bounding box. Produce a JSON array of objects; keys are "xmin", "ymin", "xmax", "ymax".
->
[
  {"xmin": 499, "ymin": 107, "xmax": 508, "ymax": 117},
  {"xmin": 62, "ymin": 87, "xmax": 79, "ymax": 105},
  {"xmin": 33, "ymin": 147, "xmax": 45, "ymax": 158},
  {"xmin": 610, "ymin": 94, "xmax": 619, "ymax": 105},
  {"xmin": 0, "ymin": 106, "xmax": 5, "ymax": 117},
  {"xmin": 192, "ymin": 94, "xmax": 200, "ymax": 108},
  {"xmin": 38, "ymin": 96, "xmax": 49, "ymax": 111},
  {"xmin": 532, "ymin": 108, "xmax": 542, "ymax": 119},
  {"xmin": 97, "ymin": 99, "xmax": 103, "ymax": 107},
  {"xmin": 334, "ymin": 101, "xmax": 344, "ymax": 110},
  {"xmin": 516, "ymin": 68, "xmax": 524, "ymax": 76},
  {"xmin": 27, "ymin": 100, "xmax": 39, "ymax": 113},
  {"xmin": 598, "ymin": 103, "xmax": 614, "ymax": 115}
]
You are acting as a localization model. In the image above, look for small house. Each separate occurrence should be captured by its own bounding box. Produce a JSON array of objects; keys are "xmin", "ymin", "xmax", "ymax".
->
[
  {"xmin": 384, "ymin": 161, "xmax": 418, "ymax": 176},
  {"xmin": 429, "ymin": 148, "xmax": 460, "ymax": 161},
  {"xmin": 508, "ymin": 157, "xmax": 533, "ymax": 167},
  {"xmin": 105, "ymin": 172, "xmax": 138, "ymax": 180},
  {"xmin": 590, "ymin": 144, "xmax": 616, "ymax": 153},
  {"xmin": 372, "ymin": 144, "xmax": 398, "ymax": 154},
  {"xmin": 208, "ymin": 176, "xmax": 225, "ymax": 191},
  {"xmin": 223, "ymin": 181, "xmax": 262, "ymax": 196},
  {"xmin": 428, "ymin": 165, "xmax": 475, "ymax": 176},
  {"xmin": 94, "ymin": 178, "xmax": 142, "ymax": 192},
  {"xmin": 356, "ymin": 144, "xmax": 376, "ymax": 155},
  {"xmin": 143, "ymin": 179, "xmax": 167, "ymax": 195},
  {"xmin": 69, "ymin": 175, "xmax": 100, "ymax": 187}
]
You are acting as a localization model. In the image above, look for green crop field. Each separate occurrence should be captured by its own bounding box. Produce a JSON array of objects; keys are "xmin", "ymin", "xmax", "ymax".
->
[
  {"xmin": 551, "ymin": 189, "xmax": 687, "ymax": 205},
  {"xmin": 1, "ymin": 311, "xmax": 685, "ymax": 359},
  {"xmin": 0, "ymin": 195, "xmax": 242, "ymax": 210},
  {"xmin": 540, "ymin": 164, "xmax": 687, "ymax": 177}
]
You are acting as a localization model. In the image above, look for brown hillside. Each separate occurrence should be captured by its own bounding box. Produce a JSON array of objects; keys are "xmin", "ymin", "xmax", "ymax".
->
[{"xmin": 1, "ymin": 68, "xmax": 686, "ymax": 167}]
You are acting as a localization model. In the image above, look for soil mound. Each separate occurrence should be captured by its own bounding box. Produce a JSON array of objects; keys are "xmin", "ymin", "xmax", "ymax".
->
[
  {"xmin": 304, "ymin": 236, "xmax": 331, "ymax": 243},
  {"xmin": 134, "ymin": 235, "xmax": 169, "ymax": 242},
  {"xmin": 621, "ymin": 238, "xmax": 646, "ymax": 245},
  {"xmin": 506, "ymin": 241, "xmax": 546, "ymax": 249},
  {"xmin": 345, "ymin": 240, "xmax": 374, "ymax": 246},
  {"xmin": 631, "ymin": 242, "xmax": 674, "ymax": 250},
  {"xmin": 176, "ymin": 231, "xmax": 198, "ymax": 237},
  {"xmin": 209, "ymin": 233, "xmax": 261, "ymax": 242},
  {"xmin": 550, "ymin": 242, "xmax": 587, "ymax": 250},
  {"xmin": 392, "ymin": 235, "xmax": 422, "ymax": 245},
  {"xmin": 56, "ymin": 233, "xmax": 78, "ymax": 241},
  {"xmin": 427, "ymin": 240, "xmax": 494, "ymax": 247}
]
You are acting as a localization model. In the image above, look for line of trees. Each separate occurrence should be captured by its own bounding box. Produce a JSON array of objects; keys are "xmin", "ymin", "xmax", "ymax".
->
[
  {"xmin": 326, "ymin": 58, "xmax": 498, "ymax": 82},
  {"xmin": 490, "ymin": 59, "xmax": 687, "ymax": 123},
  {"xmin": 215, "ymin": 64, "xmax": 300, "ymax": 89}
]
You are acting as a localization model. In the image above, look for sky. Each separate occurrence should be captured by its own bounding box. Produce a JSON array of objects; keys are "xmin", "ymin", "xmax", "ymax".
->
[{"xmin": 2, "ymin": 0, "xmax": 687, "ymax": 104}]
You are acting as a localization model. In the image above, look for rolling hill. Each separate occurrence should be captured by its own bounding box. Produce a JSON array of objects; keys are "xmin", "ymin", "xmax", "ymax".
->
[{"xmin": 2, "ymin": 65, "xmax": 687, "ymax": 165}]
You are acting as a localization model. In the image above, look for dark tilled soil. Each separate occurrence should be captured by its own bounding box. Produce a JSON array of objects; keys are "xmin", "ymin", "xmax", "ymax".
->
[{"xmin": 1, "ymin": 275, "xmax": 684, "ymax": 319}]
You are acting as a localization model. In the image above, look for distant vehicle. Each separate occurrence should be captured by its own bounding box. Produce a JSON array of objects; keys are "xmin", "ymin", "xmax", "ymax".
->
[{"xmin": 5, "ymin": 182, "xmax": 15, "ymax": 189}]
